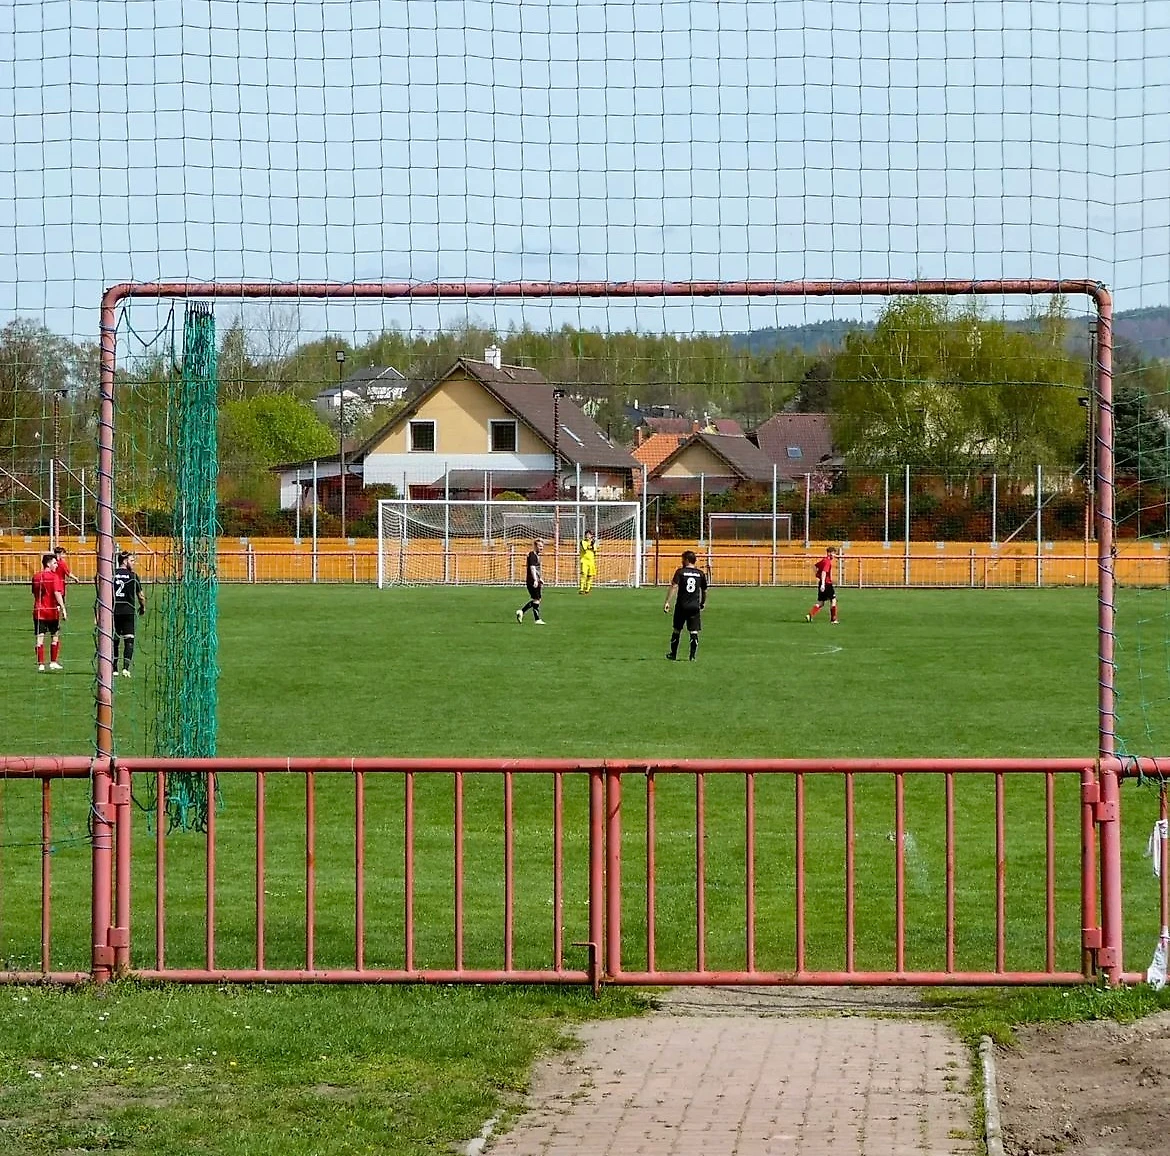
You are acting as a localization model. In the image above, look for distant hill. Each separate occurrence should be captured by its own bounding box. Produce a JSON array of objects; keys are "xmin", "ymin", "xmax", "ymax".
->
[{"xmin": 733, "ymin": 305, "xmax": 1170, "ymax": 363}]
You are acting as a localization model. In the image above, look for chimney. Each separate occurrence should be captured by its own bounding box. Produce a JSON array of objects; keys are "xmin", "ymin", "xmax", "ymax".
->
[
  {"xmin": 635, "ymin": 427, "xmax": 643, "ymax": 448},
  {"xmin": 484, "ymin": 345, "xmax": 502, "ymax": 370}
]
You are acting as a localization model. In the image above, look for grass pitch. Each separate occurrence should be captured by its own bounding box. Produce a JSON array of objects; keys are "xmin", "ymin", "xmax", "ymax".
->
[{"xmin": 0, "ymin": 583, "xmax": 1166, "ymax": 1156}]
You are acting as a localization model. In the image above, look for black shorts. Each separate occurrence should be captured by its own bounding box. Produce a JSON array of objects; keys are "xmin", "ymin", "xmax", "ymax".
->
[
  {"xmin": 526, "ymin": 583, "xmax": 542, "ymax": 601},
  {"xmin": 672, "ymin": 605, "xmax": 702, "ymax": 633},
  {"xmin": 114, "ymin": 608, "xmax": 137, "ymax": 637},
  {"xmin": 33, "ymin": 615, "xmax": 59, "ymax": 635},
  {"xmin": 816, "ymin": 583, "xmax": 836, "ymax": 603}
]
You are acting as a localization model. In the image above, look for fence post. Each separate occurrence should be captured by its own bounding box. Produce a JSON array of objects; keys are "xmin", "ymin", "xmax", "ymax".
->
[{"xmin": 312, "ymin": 460, "xmax": 319, "ymax": 583}]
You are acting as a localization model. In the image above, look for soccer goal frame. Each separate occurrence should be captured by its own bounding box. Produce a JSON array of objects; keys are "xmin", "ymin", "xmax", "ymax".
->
[
  {"xmin": 96, "ymin": 277, "xmax": 1120, "ymax": 965},
  {"xmin": 376, "ymin": 498, "xmax": 643, "ymax": 587}
]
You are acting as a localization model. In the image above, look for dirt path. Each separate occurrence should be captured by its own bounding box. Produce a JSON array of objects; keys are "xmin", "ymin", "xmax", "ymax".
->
[{"xmin": 996, "ymin": 1010, "xmax": 1170, "ymax": 1156}]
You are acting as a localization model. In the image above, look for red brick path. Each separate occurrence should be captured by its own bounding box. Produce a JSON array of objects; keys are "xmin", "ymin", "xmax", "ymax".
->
[{"xmin": 488, "ymin": 1011, "xmax": 975, "ymax": 1155}]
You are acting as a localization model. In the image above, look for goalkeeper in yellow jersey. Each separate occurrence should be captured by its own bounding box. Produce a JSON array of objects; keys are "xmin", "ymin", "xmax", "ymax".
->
[{"xmin": 578, "ymin": 529, "xmax": 598, "ymax": 594}]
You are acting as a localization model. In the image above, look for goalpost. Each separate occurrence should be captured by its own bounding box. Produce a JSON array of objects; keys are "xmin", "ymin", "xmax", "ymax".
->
[{"xmin": 377, "ymin": 498, "xmax": 643, "ymax": 587}]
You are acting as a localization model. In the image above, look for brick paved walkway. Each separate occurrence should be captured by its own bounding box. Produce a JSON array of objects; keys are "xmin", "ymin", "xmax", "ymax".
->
[{"xmin": 487, "ymin": 1009, "xmax": 976, "ymax": 1155}]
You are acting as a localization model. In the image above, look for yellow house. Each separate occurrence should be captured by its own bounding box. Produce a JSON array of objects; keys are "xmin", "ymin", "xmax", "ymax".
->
[{"xmin": 358, "ymin": 349, "xmax": 639, "ymax": 499}]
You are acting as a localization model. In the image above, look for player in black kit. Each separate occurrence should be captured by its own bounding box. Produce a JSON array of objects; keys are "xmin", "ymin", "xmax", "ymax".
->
[
  {"xmin": 663, "ymin": 549, "xmax": 708, "ymax": 661},
  {"xmin": 112, "ymin": 551, "xmax": 147, "ymax": 676}
]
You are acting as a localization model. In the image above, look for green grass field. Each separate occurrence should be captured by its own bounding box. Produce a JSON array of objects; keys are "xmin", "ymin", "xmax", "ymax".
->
[{"xmin": 1, "ymin": 584, "xmax": 1168, "ymax": 1155}]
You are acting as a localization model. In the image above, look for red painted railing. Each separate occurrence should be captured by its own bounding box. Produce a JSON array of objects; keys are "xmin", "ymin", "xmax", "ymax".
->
[
  {"xmin": 6, "ymin": 753, "xmax": 1160, "ymax": 987},
  {"xmin": 4, "ymin": 754, "xmax": 1165, "ymax": 986}
]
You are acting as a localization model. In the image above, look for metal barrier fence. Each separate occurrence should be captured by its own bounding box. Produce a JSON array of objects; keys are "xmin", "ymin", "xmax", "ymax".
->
[
  {"xmin": 5, "ymin": 755, "xmax": 1159, "ymax": 988},
  {"xmin": 4, "ymin": 536, "xmax": 1170, "ymax": 587}
]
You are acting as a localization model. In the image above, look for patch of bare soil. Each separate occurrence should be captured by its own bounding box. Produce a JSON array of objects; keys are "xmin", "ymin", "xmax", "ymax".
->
[{"xmin": 997, "ymin": 1010, "xmax": 1170, "ymax": 1156}]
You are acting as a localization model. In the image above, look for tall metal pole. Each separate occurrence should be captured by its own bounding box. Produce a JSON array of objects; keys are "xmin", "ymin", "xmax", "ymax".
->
[
  {"xmin": 294, "ymin": 467, "xmax": 301, "ymax": 541},
  {"xmin": 1036, "ymin": 462, "xmax": 1043, "ymax": 587},
  {"xmin": 991, "ymin": 472, "xmax": 998, "ymax": 544},
  {"xmin": 883, "ymin": 473, "xmax": 889, "ymax": 545},
  {"xmin": 1092, "ymin": 287, "xmax": 1122, "ymax": 985},
  {"xmin": 335, "ymin": 350, "xmax": 347, "ymax": 539},
  {"xmin": 51, "ymin": 389, "xmax": 63, "ymax": 547},
  {"xmin": 771, "ymin": 464, "xmax": 778, "ymax": 586},
  {"xmin": 904, "ymin": 464, "xmax": 911, "ymax": 586},
  {"xmin": 803, "ymin": 472, "xmax": 811, "ymax": 548},
  {"xmin": 312, "ymin": 459, "xmax": 319, "ymax": 583}
]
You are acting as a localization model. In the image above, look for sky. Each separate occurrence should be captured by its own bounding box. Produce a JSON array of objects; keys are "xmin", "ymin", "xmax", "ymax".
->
[{"xmin": 1, "ymin": 0, "xmax": 1169, "ymax": 345}]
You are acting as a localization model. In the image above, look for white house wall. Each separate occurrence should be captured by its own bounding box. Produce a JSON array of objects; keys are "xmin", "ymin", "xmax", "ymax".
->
[{"xmin": 363, "ymin": 451, "xmax": 553, "ymax": 490}]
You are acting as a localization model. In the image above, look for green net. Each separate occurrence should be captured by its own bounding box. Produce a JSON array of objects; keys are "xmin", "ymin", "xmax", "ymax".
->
[{"xmin": 150, "ymin": 303, "xmax": 220, "ymax": 831}]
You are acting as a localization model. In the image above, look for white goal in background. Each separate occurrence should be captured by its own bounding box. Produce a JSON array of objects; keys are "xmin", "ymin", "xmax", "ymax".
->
[{"xmin": 377, "ymin": 499, "xmax": 642, "ymax": 587}]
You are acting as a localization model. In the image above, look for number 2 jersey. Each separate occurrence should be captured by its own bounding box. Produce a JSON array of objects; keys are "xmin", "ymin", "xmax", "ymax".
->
[
  {"xmin": 113, "ymin": 566, "xmax": 142, "ymax": 615},
  {"xmin": 671, "ymin": 564, "xmax": 708, "ymax": 612}
]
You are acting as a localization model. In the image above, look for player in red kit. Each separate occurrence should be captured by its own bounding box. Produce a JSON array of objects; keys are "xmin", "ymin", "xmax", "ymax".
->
[
  {"xmin": 805, "ymin": 545, "xmax": 839, "ymax": 624},
  {"xmin": 32, "ymin": 553, "xmax": 68, "ymax": 671}
]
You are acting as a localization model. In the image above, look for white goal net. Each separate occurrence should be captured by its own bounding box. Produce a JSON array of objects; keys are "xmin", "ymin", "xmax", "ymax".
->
[{"xmin": 377, "ymin": 499, "xmax": 642, "ymax": 587}]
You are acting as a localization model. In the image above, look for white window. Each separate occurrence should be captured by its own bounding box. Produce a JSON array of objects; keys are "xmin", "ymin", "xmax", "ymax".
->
[
  {"xmin": 786, "ymin": 445, "xmax": 803, "ymax": 460},
  {"xmin": 409, "ymin": 420, "xmax": 436, "ymax": 452},
  {"xmin": 489, "ymin": 419, "xmax": 518, "ymax": 453}
]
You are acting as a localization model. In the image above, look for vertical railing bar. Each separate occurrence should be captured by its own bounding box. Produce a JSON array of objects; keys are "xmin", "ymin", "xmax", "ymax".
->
[
  {"xmin": 553, "ymin": 771, "xmax": 563, "ymax": 971},
  {"xmin": 1045, "ymin": 771, "xmax": 1056, "ymax": 973},
  {"xmin": 405, "ymin": 770, "xmax": 415, "ymax": 973},
  {"xmin": 354, "ymin": 770, "xmax": 365, "ymax": 972},
  {"xmin": 845, "ymin": 771, "xmax": 855, "ymax": 973},
  {"xmin": 206, "ymin": 770, "xmax": 217, "ymax": 971},
  {"xmin": 605, "ymin": 769, "xmax": 623, "ymax": 979},
  {"xmin": 114, "ymin": 763, "xmax": 131, "ymax": 973},
  {"xmin": 945, "ymin": 772, "xmax": 955, "ymax": 974},
  {"xmin": 503, "ymin": 770, "xmax": 513, "ymax": 972},
  {"xmin": 745, "ymin": 771, "xmax": 755, "ymax": 974},
  {"xmin": 1159, "ymin": 785, "xmax": 1169, "ymax": 972},
  {"xmin": 646, "ymin": 771, "xmax": 656, "ymax": 974},
  {"xmin": 306, "ymin": 771, "xmax": 316, "ymax": 971},
  {"xmin": 695, "ymin": 772, "xmax": 706, "ymax": 973},
  {"xmin": 995, "ymin": 771, "xmax": 1006, "ymax": 974},
  {"xmin": 256, "ymin": 771, "xmax": 266, "ymax": 972},
  {"xmin": 588, "ymin": 770, "xmax": 604, "ymax": 991},
  {"xmin": 156, "ymin": 769, "xmax": 166, "ymax": 971},
  {"xmin": 894, "ymin": 772, "xmax": 905, "ymax": 974},
  {"xmin": 41, "ymin": 779, "xmax": 51, "ymax": 974},
  {"xmin": 795, "ymin": 771, "xmax": 805, "ymax": 974},
  {"xmin": 454, "ymin": 771, "xmax": 464, "ymax": 972},
  {"xmin": 1081, "ymin": 764, "xmax": 1098, "ymax": 977}
]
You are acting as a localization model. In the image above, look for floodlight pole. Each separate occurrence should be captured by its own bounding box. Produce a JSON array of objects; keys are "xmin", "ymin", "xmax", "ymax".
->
[{"xmin": 336, "ymin": 350, "xmax": 347, "ymax": 539}]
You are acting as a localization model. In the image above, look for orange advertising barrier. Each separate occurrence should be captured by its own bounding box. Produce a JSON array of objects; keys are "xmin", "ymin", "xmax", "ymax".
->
[{"xmin": 2, "ymin": 535, "xmax": 1168, "ymax": 587}]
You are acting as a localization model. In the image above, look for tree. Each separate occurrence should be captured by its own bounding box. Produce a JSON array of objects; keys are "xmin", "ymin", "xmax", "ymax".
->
[
  {"xmin": 828, "ymin": 297, "xmax": 1085, "ymax": 473},
  {"xmin": 220, "ymin": 394, "xmax": 336, "ymax": 471}
]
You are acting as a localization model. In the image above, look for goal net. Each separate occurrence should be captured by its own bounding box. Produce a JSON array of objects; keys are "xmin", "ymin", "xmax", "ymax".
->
[{"xmin": 377, "ymin": 499, "xmax": 642, "ymax": 587}]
